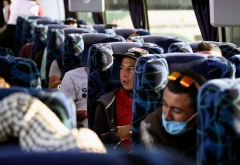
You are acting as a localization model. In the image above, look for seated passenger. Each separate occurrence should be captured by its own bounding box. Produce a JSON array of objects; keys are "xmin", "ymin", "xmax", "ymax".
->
[
  {"xmin": 64, "ymin": 17, "xmax": 77, "ymax": 28},
  {"xmin": 196, "ymin": 41, "xmax": 222, "ymax": 56},
  {"xmin": 60, "ymin": 67, "xmax": 88, "ymax": 128},
  {"xmin": 93, "ymin": 47, "xmax": 149, "ymax": 152},
  {"xmin": 0, "ymin": 92, "xmax": 106, "ymax": 153},
  {"xmin": 139, "ymin": 70, "xmax": 207, "ymax": 160},
  {"xmin": 48, "ymin": 56, "xmax": 62, "ymax": 89}
]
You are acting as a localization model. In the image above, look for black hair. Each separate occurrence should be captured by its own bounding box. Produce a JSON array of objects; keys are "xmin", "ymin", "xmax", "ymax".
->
[{"xmin": 166, "ymin": 70, "xmax": 207, "ymax": 112}]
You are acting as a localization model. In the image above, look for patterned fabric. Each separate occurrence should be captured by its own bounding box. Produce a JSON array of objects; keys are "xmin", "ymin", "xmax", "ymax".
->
[
  {"xmin": 207, "ymin": 56, "xmax": 236, "ymax": 79},
  {"xmin": 197, "ymin": 78, "xmax": 240, "ymax": 165},
  {"xmin": 9, "ymin": 57, "xmax": 41, "ymax": 89},
  {"xmin": 32, "ymin": 25, "xmax": 48, "ymax": 60},
  {"xmin": 80, "ymin": 25, "xmax": 98, "ymax": 33},
  {"xmin": 62, "ymin": 34, "xmax": 84, "ymax": 78},
  {"xmin": 0, "ymin": 47, "xmax": 14, "ymax": 57},
  {"xmin": 80, "ymin": 33, "xmax": 124, "ymax": 67},
  {"xmin": 92, "ymin": 24, "xmax": 105, "ymax": 32},
  {"xmin": 14, "ymin": 16, "xmax": 28, "ymax": 56},
  {"xmin": 22, "ymin": 19, "xmax": 37, "ymax": 46},
  {"xmin": 113, "ymin": 29, "xmax": 138, "ymax": 39},
  {"xmin": 108, "ymin": 35, "xmax": 126, "ymax": 42},
  {"xmin": 63, "ymin": 28, "xmax": 88, "ymax": 37},
  {"xmin": 128, "ymin": 36, "xmax": 144, "ymax": 43},
  {"xmin": 132, "ymin": 54, "xmax": 168, "ymax": 150},
  {"xmin": 141, "ymin": 43, "xmax": 164, "ymax": 54},
  {"xmin": 102, "ymin": 29, "xmax": 117, "ymax": 37},
  {"xmin": 229, "ymin": 55, "xmax": 240, "ymax": 78},
  {"xmin": 0, "ymin": 92, "xmax": 106, "ymax": 153},
  {"xmin": 141, "ymin": 35, "xmax": 183, "ymax": 53},
  {"xmin": 45, "ymin": 29, "xmax": 65, "ymax": 86},
  {"xmin": 219, "ymin": 42, "xmax": 240, "ymax": 59},
  {"xmin": 168, "ymin": 42, "xmax": 193, "ymax": 53},
  {"xmin": 169, "ymin": 41, "xmax": 240, "ymax": 60},
  {"xmin": 0, "ymin": 87, "xmax": 76, "ymax": 129},
  {"xmin": 87, "ymin": 43, "xmax": 114, "ymax": 129}
]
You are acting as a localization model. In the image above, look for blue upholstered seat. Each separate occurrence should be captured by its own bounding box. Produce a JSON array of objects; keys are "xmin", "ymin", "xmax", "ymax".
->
[
  {"xmin": 168, "ymin": 41, "xmax": 240, "ymax": 78},
  {"xmin": 113, "ymin": 28, "xmax": 150, "ymax": 39},
  {"xmin": 45, "ymin": 29, "xmax": 65, "ymax": 86},
  {"xmin": 32, "ymin": 25, "xmax": 48, "ymax": 60},
  {"xmin": 132, "ymin": 54, "xmax": 168, "ymax": 150},
  {"xmin": 168, "ymin": 41, "xmax": 240, "ymax": 58},
  {"xmin": 14, "ymin": 16, "xmax": 28, "ymax": 56},
  {"xmin": 141, "ymin": 35, "xmax": 184, "ymax": 53},
  {"xmin": 80, "ymin": 33, "xmax": 125, "ymax": 67},
  {"xmin": 0, "ymin": 47, "xmax": 14, "ymax": 57},
  {"xmin": 0, "ymin": 56, "xmax": 41, "ymax": 89},
  {"xmin": 22, "ymin": 19, "xmax": 37, "ymax": 47},
  {"xmin": 92, "ymin": 24, "xmax": 105, "ymax": 32},
  {"xmin": 229, "ymin": 55, "xmax": 240, "ymax": 78},
  {"xmin": 62, "ymin": 34, "xmax": 84, "ymax": 78},
  {"xmin": 197, "ymin": 78, "xmax": 240, "ymax": 165},
  {"xmin": 63, "ymin": 28, "xmax": 88, "ymax": 36}
]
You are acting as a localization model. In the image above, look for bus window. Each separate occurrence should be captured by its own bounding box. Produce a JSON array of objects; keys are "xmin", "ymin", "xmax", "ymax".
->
[{"xmin": 146, "ymin": 0, "xmax": 202, "ymax": 42}]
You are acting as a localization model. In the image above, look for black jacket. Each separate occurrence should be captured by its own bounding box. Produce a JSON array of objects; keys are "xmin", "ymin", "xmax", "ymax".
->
[
  {"xmin": 139, "ymin": 107, "xmax": 197, "ymax": 160},
  {"xmin": 93, "ymin": 88, "xmax": 121, "ymax": 144}
]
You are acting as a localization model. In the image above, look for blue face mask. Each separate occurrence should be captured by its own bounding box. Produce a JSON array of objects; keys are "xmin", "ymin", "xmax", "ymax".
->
[{"xmin": 162, "ymin": 112, "xmax": 197, "ymax": 135}]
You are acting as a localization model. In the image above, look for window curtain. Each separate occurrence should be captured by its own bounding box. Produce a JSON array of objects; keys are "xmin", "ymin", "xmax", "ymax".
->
[
  {"xmin": 92, "ymin": 13, "xmax": 104, "ymax": 24},
  {"xmin": 191, "ymin": 0, "xmax": 219, "ymax": 41},
  {"xmin": 128, "ymin": 0, "xmax": 145, "ymax": 29},
  {"xmin": 63, "ymin": 0, "xmax": 77, "ymax": 19}
]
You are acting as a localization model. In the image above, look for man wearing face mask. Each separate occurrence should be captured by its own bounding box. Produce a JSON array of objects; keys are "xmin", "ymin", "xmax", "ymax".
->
[{"xmin": 139, "ymin": 70, "xmax": 206, "ymax": 160}]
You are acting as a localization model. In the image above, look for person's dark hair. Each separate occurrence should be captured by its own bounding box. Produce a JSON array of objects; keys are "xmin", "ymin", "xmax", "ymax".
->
[
  {"xmin": 166, "ymin": 70, "xmax": 207, "ymax": 112},
  {"xmin": 196, "ymin": 41, "xmax": 222, "ymax": 54},
  {"xmin": 64, "ymin": 17, "xmax": 77, "ymax": 25},
  {"xmin": 104, "ymin": 24, "xmax": 117, "ymax": 29}
]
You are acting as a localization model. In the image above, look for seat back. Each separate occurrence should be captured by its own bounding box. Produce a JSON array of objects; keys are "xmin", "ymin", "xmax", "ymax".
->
[
  {"xmin": 0, "ymin": 47, "xmax": 14, "ymax": 57},
  {"xmin": 93, "ymin": 24, "xmax": 105, "ymax": 32},
  {"xmin": 63, "ymin": 28, "xmax": 88, "ymax": 36},
  {"xmin": 32, "ymin": 25, "xmax": 48, "ymax": 60},
  {"xmin": 80, "ymin": 33, "xmax": 125, "ymax": 67},
  {"xmin": 45, "ymin": 29, "xmax": 65, "ymax": 86},
  {"xmin": 0, "ymin": 56, "xmax": 41, "ymax": 89},
  {"xmin": 14, "ymin": 16, "xmax": 28, "ymax": 56},
  {"xmin": 22, "ymin": 19, "xmax": 37, "ymax": 47},
  {"xmin": 169, "ymin": 41, "xmax": 240, "ymax": 59},
  {"xmin": 132, "ymin": 54, "xmax": 168, "ymax": 150},
  {"xmin": 168, "ymin": 41, "xmax": 240, "ymax": 78},
  {"xmin": 197, "ymin": 78, "xmax": 240, "ymax": 165},
  {"xmin": 162, "ymin": 53, "xmax": 235, "ymax": 80},
  {"xmin": 141, "ymin": 35, "xmax": 184, "ymax": 53},
  {"xmin": 62, "ymin": 33, "xmax": 84, "ymax": 78},
  {"xmin": 229, "ymin": 55, "xmax": 240, "ymax": 77},
  {"xmin": 113, "ymin": 28, "xmax": 150, "ymax": 39}
]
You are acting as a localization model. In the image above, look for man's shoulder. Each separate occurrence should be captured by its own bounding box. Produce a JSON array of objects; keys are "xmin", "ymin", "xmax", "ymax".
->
[{"xmin": 98, "ymin": 88, "xmax": 120, "ymax": 106}]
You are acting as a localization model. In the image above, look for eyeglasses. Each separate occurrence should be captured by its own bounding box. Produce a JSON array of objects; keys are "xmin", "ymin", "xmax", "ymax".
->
[{"xmin": 168, "ymin": 71, "xmax": 200, "ymax": 90}]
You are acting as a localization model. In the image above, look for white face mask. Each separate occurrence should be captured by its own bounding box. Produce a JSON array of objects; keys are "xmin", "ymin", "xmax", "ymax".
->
[{"xmin": 162, "ymin": 112, "xmax": 198, "ymax": 135}]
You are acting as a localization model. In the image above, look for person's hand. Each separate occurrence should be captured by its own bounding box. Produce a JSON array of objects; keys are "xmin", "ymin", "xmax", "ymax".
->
[{"xmin": 117, "ymin": 125, "xmax": 132, "ymax": 140}]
